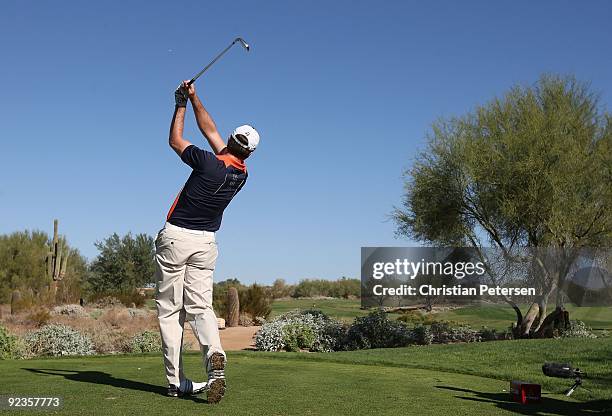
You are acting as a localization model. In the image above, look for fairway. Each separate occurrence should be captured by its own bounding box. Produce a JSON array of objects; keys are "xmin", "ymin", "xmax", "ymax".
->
[
  {"xmin": 2, "ymin": 338, "xmax": 610, "ymax": 416},
  {"xmin": 270, "ymin": 298, "xmax": 368, "ymax": 320},
  {"xmin": 271, "ymin": 299, "xmax": 612, "ymax": 331}
]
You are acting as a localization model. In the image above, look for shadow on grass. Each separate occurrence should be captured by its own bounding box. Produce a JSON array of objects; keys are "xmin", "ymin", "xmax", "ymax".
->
[
  {"xmin": 24, "ymin": 369, "xmax": 208, "ymax": 404},
  {"xmin": 435, "ymin": 385, "xmax": 612, "ymax": 415}
]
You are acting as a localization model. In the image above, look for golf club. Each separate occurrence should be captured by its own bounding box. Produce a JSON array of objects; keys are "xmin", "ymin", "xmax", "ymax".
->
[{"xmin": 187, "ymin": 37, "xmax": 250, "ymax": 86}]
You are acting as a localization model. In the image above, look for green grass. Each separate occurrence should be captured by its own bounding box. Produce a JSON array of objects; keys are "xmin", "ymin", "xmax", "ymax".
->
[
  {"xmin": 271, "ymin": 298, "xmax": 612, "ymax": 331},
  {"xmin": 433, "ymin": 304, "xmax": 612, "ymax": 331},
  {"xmin": 270, "ymin": 298, "xmax": 369, "ymax": 321},
  {"xmin": 1, "ymin": 338, "xmax": 610, "ymax": 415}
]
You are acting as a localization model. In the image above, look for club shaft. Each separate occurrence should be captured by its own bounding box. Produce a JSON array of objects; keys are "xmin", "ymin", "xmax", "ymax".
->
[{"xmin": 188, "ymin": 40, "xmax": 238, "ymax": 86}]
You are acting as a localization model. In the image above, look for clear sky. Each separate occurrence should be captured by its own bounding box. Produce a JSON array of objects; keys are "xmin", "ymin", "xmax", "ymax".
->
[{"xmin": 1, "ymin": 1, "xmax": 611, "ymax": 284}]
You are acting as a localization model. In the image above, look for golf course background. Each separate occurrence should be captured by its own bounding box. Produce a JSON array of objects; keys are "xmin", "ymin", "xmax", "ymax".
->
[
  {"xmin": 3, "ymin": 336, "xmax": 611, "ymax": 415},
  {"xmin": 2, "ymin": 298, "xmax": 611, "ymax": 415},
  {"xmin": 269, "ymin": 298, "xmax": 612, "ymax": 332}
]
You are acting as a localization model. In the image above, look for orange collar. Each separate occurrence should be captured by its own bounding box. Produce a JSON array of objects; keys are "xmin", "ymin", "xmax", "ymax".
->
[{"xmin": 216, "ymin": 153, "xmax": 247, "ymax": 172}]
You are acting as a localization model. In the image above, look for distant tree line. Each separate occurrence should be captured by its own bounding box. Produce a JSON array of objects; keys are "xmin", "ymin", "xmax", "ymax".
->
[
  {"xmin": 0, "ymin": 228, "xmax": 359, "ymax": 308},
  {"xmin": 271, "ymin": 277, "xmax": 360, "ymax": 299}
]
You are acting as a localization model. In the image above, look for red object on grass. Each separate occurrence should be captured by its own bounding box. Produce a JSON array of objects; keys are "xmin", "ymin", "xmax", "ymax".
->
[{"xmin": 510, "ymin": 380, "xmax": 541, "ymax": 404}]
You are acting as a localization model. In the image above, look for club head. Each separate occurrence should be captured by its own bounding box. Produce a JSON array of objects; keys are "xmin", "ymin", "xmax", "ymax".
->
[{"xmin": 235, "ymin": 37, "xmax": 250, "ymax": 51}]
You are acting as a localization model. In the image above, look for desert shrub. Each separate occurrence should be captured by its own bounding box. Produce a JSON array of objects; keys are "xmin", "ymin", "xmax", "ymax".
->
[
  {"xmin": 127, "ymin": 308, "xmax": 150, "ymax": 318},
  {"xmin": 241, "ymin": 284, "xmax": 272, "ymax": 319},
  {"xmin": 89, "ymin": 309, "xmax": 103, "ymax": 319},
  {"xmin": 397, "ymin": 311, "xmax": 440, "ymax": 326},
  {"xmin": 128, "ymin": 330, "xmax": 161, "ymax": 353},
  {"xmin": 100, "ymin": 307, "xmax": 131, "ymax": 328},
  {"xmin": 559, "ymin": 320, "xmax": 597, "ymax": 339},
  {"xmin": 411, "ymin": 325, "xmax": 433, "ymax": 345},
  {"xmin": 27, "ymin": 308, "xmax": 51, "ymax": 327},
  {"xmin": 282, "ymin": 322, "xmax": 316, "ymax": 352},
  {"xmin": 0, "ymin": 325, "xmax": 23, "ymax": 359},
  {"xmin": 253, "ymin": 316, "xmax": 266, "ymax": 326},
  {"xmin": 429, "ymin": 322, "xmax": 481, "ymax": 343},
  {"xmin": 344, "ymin": 309, "xmax": 412, "ymax": 350},
  {"xmin": 51, "ymin": 304, "xmax": 87, "ymax": 317},
  {"xmin": 117, "ymin": 291, "xmax": 146, "ymax": 308},
  {"xmin": 396, "ymin": 310, "xmax": 426, "ymax": 324},
  {"xmin": 91, "ymin": 296, "xmax": 123, "ymax": 309},
  {"xmin": 255, "ymin": 320, "xmax": 285, "ymax": 351},
  {"xmin": 89, "ymin": 329, "xmax": 129, "ymax": 354},
  {"xmin": 25, "ymin": 324, "xmax": 94, "ymax": 357},
  {"xmin": 255, "ymin": 310, "xmax": 345, "ymax": 352},
  {"xmin": 479, "ymin": 327, "xmax": 499, "ymax": 341},
  {"xmin": 89, "ymin": 292, "xmax": 145, "ymax": 308},
  {"xmin": 270, "ymin": 279, "xmax": 294, "ymax": 299},
  {"xmin": 239, "ymin": 313, "xmax": 253, "ymax": 326}
]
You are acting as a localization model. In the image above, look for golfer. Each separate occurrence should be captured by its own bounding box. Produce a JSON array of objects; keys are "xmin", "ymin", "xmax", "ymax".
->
[{"xmin": 154, "ymin": 81, "xmax": 259, "ymax": 402}]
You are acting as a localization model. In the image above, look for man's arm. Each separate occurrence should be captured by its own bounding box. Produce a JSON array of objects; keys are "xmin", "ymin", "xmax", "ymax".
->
[
  {"xmin": 183, "ymin": 81, "xmax": 227, "ymax": 154},
  {"xmin": 169, "ymin": 105, "xmax": 192, "ymax": 156}
]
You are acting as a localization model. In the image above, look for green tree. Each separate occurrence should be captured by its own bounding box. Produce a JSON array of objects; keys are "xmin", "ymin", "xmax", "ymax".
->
[
  {"xmin": 393, "ymin": 75, "xmax": 611, "ymax": 337},
  {"xmin": 0, "ymin": 230, "xmax": 87, "ymax": 304},
  {"xmin": 88, "ymin": 233, "xmax": 155, "ymax": 294}
]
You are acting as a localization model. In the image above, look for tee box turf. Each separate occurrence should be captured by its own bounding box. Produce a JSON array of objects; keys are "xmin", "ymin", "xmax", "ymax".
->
[{"xmin": 510, "ymin": 380, "xmax": 541, "ymax": 404}]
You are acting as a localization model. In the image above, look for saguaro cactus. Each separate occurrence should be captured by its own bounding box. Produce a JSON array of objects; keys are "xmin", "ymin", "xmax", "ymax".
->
[
  {"xmin": 11, "ymin": 290, "xmax": 22, "ymax": 315},
  {"xmin": 226, "ymin": 287, "xmax": 240, "ymax": 327},
  {"xmin": 47, "ymin": 219, "xmax": 69, "ymax": 282}
]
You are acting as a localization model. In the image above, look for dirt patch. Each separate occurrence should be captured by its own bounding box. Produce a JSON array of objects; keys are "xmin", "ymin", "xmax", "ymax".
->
[{"xmin": 183, "ymin": 325, "xmax": 260, "ymax": 351}]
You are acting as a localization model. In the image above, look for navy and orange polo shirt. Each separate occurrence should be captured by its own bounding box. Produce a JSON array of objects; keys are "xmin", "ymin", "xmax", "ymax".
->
[{"xmin": 166, "ymin": 144, "xmax": 248, "ymax": 231}]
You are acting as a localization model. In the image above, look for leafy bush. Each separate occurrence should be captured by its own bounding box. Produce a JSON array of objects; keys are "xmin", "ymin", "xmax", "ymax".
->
[
  {"xmin": 0, "ymin": 325, "xmax": 23, "ymax": 359},
  {"xmin": 241, "ymin": 284, "xmax": 272, "ymax": 319},
  {"xmin": 559, "ymin": 320, "xmax": 597, "ymax": 339},
  {"xmin": 51, "ymin": 304, "xmax": 87, "ymax": 317},
  {"xmin": 255, "ymin": 310, "xmax": 345, "ymax": 352},
  {"xmin": 91, "ymin": 296, "xmax": 123, "ymax": 309},
  {"xmin": 282, "ymin": 322, "xmax": 316, "ymax": 352},
  {"xmin": 396, "ymin": 310, "xmax": 438, "ymax": 325},
  {"xmin": 411, "ymin": 325, "xmax": 433, "ymax": 345},
  {"xmin": 88, "ymin": 329, "xmax": 129, "ymax": 354},
  {"xmin": 255, "ymin": 320, "xmax": 286, "ymax": 351},
  {"xmin": 117, "ymin": 291, "xmax": 146, "ymax": 308},
  {"xmin": 239, "ymin": 313, "xmax": 253, "ymax": 326},
  {"xmin": 344, "ymin": 309, "xmax": 413, "ymax": 350},
  {"xmin": 128, "ymin": 330, "xmax": 161, "ymax": 353},
  {"xmin": 25, "ymin": 324, "xmax": 94, "ymax": 357},
  {"xmin": 27, "ymin": 308, "xmax": 51, "ymax": 327},
  {"xmin": 429, "ymin": 322, "xmax": 481, "ymax": 343},
  {"xmin": 253, "ymin": 316, "xmax": 266, "ymax": 326},
  {"xmin": 89, "ymin": 309, "xmax": 103, "ymax": 319},
  {"xmin": 479, "ymin": 327, "xmax": 499, "ymax": 341}
]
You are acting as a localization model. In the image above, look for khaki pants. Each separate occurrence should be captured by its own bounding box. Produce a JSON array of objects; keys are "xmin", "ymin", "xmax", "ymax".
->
[{"xmin": 154, "ymin": 222, "xmax": 225, "ymax": 387}]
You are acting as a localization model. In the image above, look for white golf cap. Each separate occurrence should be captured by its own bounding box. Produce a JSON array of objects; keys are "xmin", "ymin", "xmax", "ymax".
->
[{"xmin": 232, "ymin": 125, "xmax": 260, "ymax": 152}]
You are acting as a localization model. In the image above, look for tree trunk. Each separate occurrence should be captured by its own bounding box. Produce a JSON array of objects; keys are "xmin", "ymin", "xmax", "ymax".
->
[
  {"xmin": 534, "ymin": 306, "xmax": 569, "ymax": 338},
  {"xmin": 520, "ymin": 302, "xmax": 539, "ymax": 336},
  {"xmin": 532, "ymin": 296, "xmax": 548, "ymax": 333},
  {"xmin": 502, "ymin": 298, "xmax": 523, "ymax": 338}
]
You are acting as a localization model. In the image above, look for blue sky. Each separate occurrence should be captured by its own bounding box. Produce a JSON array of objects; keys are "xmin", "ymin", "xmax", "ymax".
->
[{"xmin": 1, "ymin": 1, "xmax": 611, "ymax": 284}]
